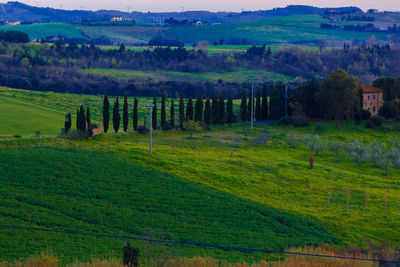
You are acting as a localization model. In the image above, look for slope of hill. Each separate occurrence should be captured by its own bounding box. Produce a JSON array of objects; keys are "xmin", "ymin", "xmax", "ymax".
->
[
  {"xmin": 0, "ymin": 94, "xmax": 67, "ymax": 136},
  {"xmin": 0, "ymin": 146, "xmax": 337, "ymax": 262},
  {"xmin": 0, "ymin": 2, "xmax": 362, "ymax": 24},
  {"xmin": 2, "ymin": 15, "xmax": 389, "ymax": 45}
]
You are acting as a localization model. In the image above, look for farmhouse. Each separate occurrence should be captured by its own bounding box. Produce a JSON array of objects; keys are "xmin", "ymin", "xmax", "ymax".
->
[
  {"xmin": 110, "ymin": 16, "xmax": 123, "ymax": 22},
  {"xmin": 361, "ymin": 84, "xmax": 384, "ymax": 115}
]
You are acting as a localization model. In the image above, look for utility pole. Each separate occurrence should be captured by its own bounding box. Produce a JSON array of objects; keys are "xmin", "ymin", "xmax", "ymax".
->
[{"xmin": 284, "ymin": 85, "xmax": 288, "ymax": 117}]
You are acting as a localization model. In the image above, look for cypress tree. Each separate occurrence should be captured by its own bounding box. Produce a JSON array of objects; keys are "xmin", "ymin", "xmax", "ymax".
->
[
  {"xmin": 204, "ymin": 98, "xmax": 211, "ymax": 124},
  {"xmin": 76, "ymin": 109, "xmax": 79, "ymax": 130},
  {"xmin": 226, "ymin": 94, "xmax": 234, "ymax": 124},
  {"xmin": 194, "ymin": 94, "xmax": 203, "ymax": 122},
  {"xmin": 186, "ymin": 97, "xmax": 193, "ymax": 121},
  {"xmin": 240, "ymin": 90, "xmax": 247, "ymax": 121},
  {"xmin": 64, "ymin": 113, "xmax": 71, "ymax": 134},
  {"xmin": 256, "ymin": 89, "xmax": 261, "ymax": 121},
  {"xmin": 123, "ymin": 93, "xmax": 129, "ymax": 132},
  {"xmin": 86, "ymin": 106, "xmax": 91, "ymax": 128},
  {"xmin": 179, "ymin": 92, "xmax": 184, "ymax": 129},
  {"xmin": 218, "ymin": 92, "xmax": 225, "ymax": 125},
  {"xmin": 269, "ymin": 84, "xmax": 284, "ymax": 120},
  {"xmin": 103, "ymin": 93, "xmax": 110, "ymax": 133},
  {"xmin": 132, "ymin": 97, "xmax": 138, "ymax": 130},
  {"xmin": 170, "ymin": 98, "xmax": 175, "ymax": 128},
  {"xmin": 261, "ymin": 85, "xmax": 269, "ymax": 120},
  {"xmin": 161, "ymin": 93, "xmax": 166, "ymax": 129},
  {"xmin": 211, "ymin": 92, "xmax": 218, "ymax": 124},
  {"xmin": 152, "ymin": 95, "xmax": 157, "ymax": 130},
  {"xmin": 247, "ymin": 91, "xmax": 253, "ymax": 121},
  {"xmin": 113, "ymin": 97, "xmax": 120, "ymax": 133},
  {"xmin": 79, "ymin": 105, "xmax": 86, "ymax": 131}
]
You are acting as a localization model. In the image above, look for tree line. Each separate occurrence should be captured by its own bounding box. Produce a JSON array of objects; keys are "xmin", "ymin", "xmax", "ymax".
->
[{"xmin": 63, "ymin": 84, "xmax": 292, "ymax": 136}]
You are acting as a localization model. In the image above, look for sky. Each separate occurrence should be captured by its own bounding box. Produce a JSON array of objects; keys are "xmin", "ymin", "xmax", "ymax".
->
[{"xmin": 3, "ymin": 0, "xmax": 400, "ymax": 12}]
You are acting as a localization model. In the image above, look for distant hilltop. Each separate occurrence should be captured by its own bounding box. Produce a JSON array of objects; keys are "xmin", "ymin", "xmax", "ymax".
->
[{"xmin": 0, "ymin": 1, "xmax": 363, "ymax": 24}]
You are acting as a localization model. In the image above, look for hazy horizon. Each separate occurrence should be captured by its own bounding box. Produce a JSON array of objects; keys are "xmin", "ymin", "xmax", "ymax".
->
[{"xmin": 1, "ymin": 0, "xmax": 400, "ymax": 13}]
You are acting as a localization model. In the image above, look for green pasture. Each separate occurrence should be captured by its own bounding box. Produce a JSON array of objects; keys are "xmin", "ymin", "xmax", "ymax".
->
[
  {"xmin": 1, "ymin": 23, "xmax": 87, "ymax": 40},
  {"xmin": 0, "ymin": 146, "xmax": 336, "ymax": 263},
  {"xmin": 85, "ymin": 68, "xmax": 294, "ymax": 83},
  {"xmin": 0, "ymin": 87, "xmax": 400, "ymax": 264},
  {"xmin": 0, "ymin": 95, "xmax": 67, "ymax": 137}
]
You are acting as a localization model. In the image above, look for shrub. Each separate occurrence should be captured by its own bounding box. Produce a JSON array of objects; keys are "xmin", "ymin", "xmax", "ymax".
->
[
  {"xmin": 345, "ymin": 140, "xmax": 369, "ymax": 167},
  {"xmin": 252, "ymin": 132, "xmax": 270, "ymax": 145},
  {"xmin": 314, "ymin": 122, "xmax": 326, "ymax": 132},
  {"xmin": 292, "ymin": 109, "xmax": 310, "ymax": 127},
  {"xmin": 279, "ymin": 116, "xmax": 292, "ymax": 125},
  {"xmin": 368, "ymin": 115, "xmax": 384, "ymax": 127},
  {"xmin": 307, "ymin": 136, "xmax": 327, "ymax": 156},
  {"xmin": 285, "ymin": 134, "xmax": 298, "ymax": 148},
  {"xmin": 136, "ymin": 126, "xmax": 149, "ymax": 134},
  {"xmin": 329, "ymin": 141, "xmax": 343, "ymax": 157},
  {"xmin": 361, "ymin": 109, "xmax": 371, "ymax": 120}
]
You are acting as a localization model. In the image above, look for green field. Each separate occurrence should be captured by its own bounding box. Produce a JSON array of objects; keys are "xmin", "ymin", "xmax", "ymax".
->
[
  {"xmin": 0, "ymin": 95, "xmax": 68, "ymax": 136},
  {"xmin": 2, "ymin": 15, "xmax": 390, "ymax": 45},
  {"xmin": 85, "ymin": 68, "xmax": 295, "ymax": 83},
  {"xmin": 0, "ymin": 146, "xmax": 336, "ymax": 263},
  {"xmin": 1, "ymin": 88, "xmax": 400, "ymax": 264},
  {"xmin": 1, "ymin": 23, "xmax": 88, "ymax": 40}
]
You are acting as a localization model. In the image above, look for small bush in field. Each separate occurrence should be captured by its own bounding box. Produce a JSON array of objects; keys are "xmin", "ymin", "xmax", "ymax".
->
[
  {"xmin": 361, "ymin": 109, "xmax": 372, "ymax": 120},
  {"xmin": 285, "ymin": 134, "xmax": 298, "ymax": 148},
  {"xmin": 252, "ymin": 132, "xmax": 270, "ymax": 144},
  {"xmin": 314, "ymin": 122, "xmax": 326, "ymax": 132},
  {"xmin": 345, "ymin": 140, "xmax": 369, "ymax": 167},
  {"xmin": 307, "ymin": 135, "xmax": 327, "ymax": 156},
  {"xmin": 329, "ymin": 141, "xmax": 343, "ymax": 157},
  {"xmin": 367, "ymin": 115, "xmax": 384, "ymax": 128}
]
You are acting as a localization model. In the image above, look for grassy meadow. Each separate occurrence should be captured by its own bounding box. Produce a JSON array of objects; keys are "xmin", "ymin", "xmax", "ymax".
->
[
  {"xmin": 84, "ymin": 68, "xmax": 295, "ymax": 83},
  {"xmin": 0, "ymin": 87, "xmax": 400, "ymax": 264}
]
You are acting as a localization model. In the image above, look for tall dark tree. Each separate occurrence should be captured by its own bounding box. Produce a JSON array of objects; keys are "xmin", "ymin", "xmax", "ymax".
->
[
  {"xmin": 211, "ymin": 92, "xmax": 218, "ymax": 125},
  {"xmin": 226, "ymin": 94, "xmax": 234, "ymax": 124},
  {"xmin": 218, "ymin": 92, "xmax": 225, "ymax": 125},
  {"xmin": 255, "ymin": 89, "xmax": 261, "ymax": 121},
  {"xmin": 170, "ymin": 98, "xmax": 175, "ymax": 128},
  {"xmin": 103, "ymin": 93, "xmax": 110, "ymax": 133},
  {"xmin": 161, "ymin": 93, "xmax": 166, "ymax": 129},
  {"xmin": 295, "ymin": 78, "xmax": 320, "ymax": 119},
  {"xmin": 132, "ymin": 97, "xmax": 138, "ymax": 130},
  {"xmin": 86, "ymin": 106, "xmax": 91, "ymax": 127},
  {"xmin": 204, "ymin": 98, "xmax": 211, "ymax": 125},
  {"xmin": 194, "ymin": 94, "xmax": 203, "ymax": 122},
  {"xmin": 64, "ymin": 113, "xmax": 71, "ymax": 134},
  {"xmin": 123, "ymin": 93, "xmax": 129, "ymax": 132},
  {"xmin": 269, "ymin": 84, "xmax": 284, "ymax": 120},
  {"xmin": 261, "ymin": 85, "xmax": 269, "ymax": 120},
  {"xmin": 179, "ymin": 92, "xmax": 184, "ymax": 129},
  {"xmin": 317, "ymin": 69, "xmax": 360, "ymax": 129},
  {"xmin": 247, "ymin": 90, "xmax": 253, "ymax": 121},
  {"xmin": 76, "ymin": 109, "xmax": 79, "ymax": 130},
  {"xmin": 113, "ymin": 97, "xmax": 120, "ymax": 133},
  {"xmin": 152, "ymin": 95, "xmax": 157, "ymax": 130},
  {"xmin": 79, "ymin": 105, "xmax": 86, "ymax": 131},
  {"xmin": 240, "ymin": 90, "xmax": 247, "ymax": 121},
  {"xmin": 186, "ymin": 97, "xmax": 194, "ymax": 121}
]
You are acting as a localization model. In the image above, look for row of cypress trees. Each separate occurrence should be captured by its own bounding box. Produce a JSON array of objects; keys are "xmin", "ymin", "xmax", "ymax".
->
[
  {"xmin": 68, "ymin": 84, "xmax": 287, "ymax": 135},
  {"xmin": 240, "ymin": 84, "xmax": 287, "ymax": 122},
  {"xmin": 101, "ymin": 92, "xmax": 236, "ymax": 133},
  {"xmin": 103, "ymin": 93, "xmax": 139, "ymax": 133}
]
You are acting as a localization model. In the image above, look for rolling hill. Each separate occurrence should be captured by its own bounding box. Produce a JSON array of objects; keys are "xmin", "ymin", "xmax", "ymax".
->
[{"xmin": 2, "ymin": 14, "xmax": 390, "ymax": 45}]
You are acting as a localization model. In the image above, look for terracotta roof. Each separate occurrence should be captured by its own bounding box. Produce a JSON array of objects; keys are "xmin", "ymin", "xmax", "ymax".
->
[{"xmin": 361, "ymin": 84, "xmax": 384, "ymax": 94}]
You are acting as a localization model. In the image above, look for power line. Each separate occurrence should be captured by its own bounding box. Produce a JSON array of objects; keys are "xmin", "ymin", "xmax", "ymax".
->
[{"xmin": 0, "ymin": 224, "xmax": 398, "ymax": 264}]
